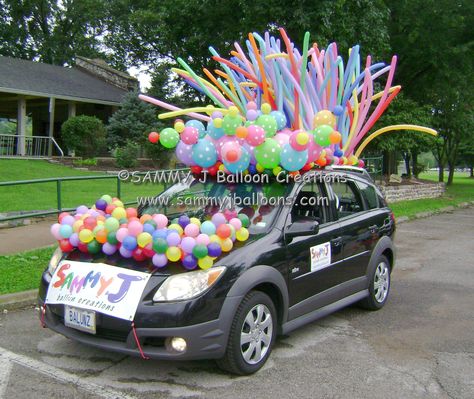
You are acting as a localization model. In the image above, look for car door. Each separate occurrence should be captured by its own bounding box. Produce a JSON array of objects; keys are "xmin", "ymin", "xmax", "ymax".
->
[
  {"xmin": 329, "ymin": 176, "xmax": 385, "ymax": 283},
  {"xmin": 285, "ymin": 180, "xmax": 344, "ymax": 314}
]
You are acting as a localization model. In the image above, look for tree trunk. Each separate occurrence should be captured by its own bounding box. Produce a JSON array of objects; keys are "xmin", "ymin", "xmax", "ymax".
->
[
  {"xmin": 470, "ymin": 165, "xmax": 473, "ymax": 178},
  {"xmin": 438, "ymin": 163, "xmax": 445, "ymax": 182},
  {"xmin": 447, "ymin": 162, "xmax": 455, "ymax": 185},
  {"xmin": 412, "ymin": 151, "xmax": 419, "ymax": 178},
  {"xmin": 403, "ymin": 153, "xmax": 411, "ymax": 177}
]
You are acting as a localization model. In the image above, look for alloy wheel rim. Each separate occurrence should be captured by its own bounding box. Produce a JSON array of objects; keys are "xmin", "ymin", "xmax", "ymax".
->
[
  {"xmin": 374, "ymin": 261, "xmax": 389, "ymax": 303},
  {"xmin": 240, "ymin": 304, "xmax": 273, "ymax": 365}
]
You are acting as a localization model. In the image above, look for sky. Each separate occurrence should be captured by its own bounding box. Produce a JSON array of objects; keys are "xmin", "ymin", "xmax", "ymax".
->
[{"xmin": 127, "ymin": 66, "xmax": 152, "ymax": 91}]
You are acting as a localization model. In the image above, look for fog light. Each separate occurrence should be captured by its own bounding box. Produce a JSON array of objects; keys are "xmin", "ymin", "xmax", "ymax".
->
[{"xmin": 166, "ymin": 337, "xmax": 187, "ymax": 353}]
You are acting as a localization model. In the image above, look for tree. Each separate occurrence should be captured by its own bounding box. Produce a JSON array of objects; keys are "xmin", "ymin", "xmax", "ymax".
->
[
  {"xmin": 61, "ymin": 115, "xmax": 106, "ymax": 158},
  {"xmin": 0, "ymin": 0, "xmax": 111, "ymax": 67}
]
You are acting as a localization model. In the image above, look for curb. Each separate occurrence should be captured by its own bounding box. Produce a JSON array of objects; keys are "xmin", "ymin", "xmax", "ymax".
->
[
  {"xmin": 395, "ymin": 200, "xmax": 474, "ymax": 224},
  {"xmin": 0, "ymin": 289, "xmax": 38, "ymax": 311}
]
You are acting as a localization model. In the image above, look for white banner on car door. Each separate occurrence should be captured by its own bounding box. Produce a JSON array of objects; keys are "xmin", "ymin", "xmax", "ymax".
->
[{"xmin": 45, "ymin": 260, "xmax": 151, "ymax": 321}]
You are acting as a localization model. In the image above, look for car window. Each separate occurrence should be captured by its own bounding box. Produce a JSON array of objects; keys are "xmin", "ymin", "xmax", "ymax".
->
[
  {"xmin": 290, "ymin": 182, "xmax": 329, "ymax": 224},
  {"xmin": 331, "ymin": 180, "xmax": 364, "ymax": 219},
  {"xmin": 356, "ymin": 181, "xmax": 379, "ymax": 209}
]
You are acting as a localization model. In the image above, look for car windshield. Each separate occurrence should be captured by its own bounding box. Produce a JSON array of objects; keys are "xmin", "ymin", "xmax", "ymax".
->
[{"xmin": 140, "ymin": 178, "xmax": 294, "ymax": 234}]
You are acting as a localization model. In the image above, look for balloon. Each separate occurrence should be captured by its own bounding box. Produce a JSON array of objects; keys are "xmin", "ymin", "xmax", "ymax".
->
[
  {"xmin": 189, "ymin": 217, "xmax": 201, "ymax": 226},
  {"xmin": 168, "ymin": 223, "xmax": 183, "ymax": 235},
  {"xmin": 104, "ymin": 217, "xmax": 119, "ymax": 232},
  {"xmin": 273, "ymin": 132, "xmax": 290, "ymax": 148},
  {"xmin": 192, "ymin": 139, "xmax": 217, "ymax": 168},
  {"xmin": 289, "ymin": 131, "xmax": 310, "ymax": 151},
  {"xmin": 229, "ymin": 218, "xmax": 242, "ymax": 231},
  {"xmin": 132, "ymin": 248, "xmax": 147, "ymax": 262},
  {"xmin": 195, "ymin": 233, "xmax": 210, "ymax": 246},
  {"xmin": 76, "ymin": 205, "xmax": 89, "ymax": 214},
  {"xmin": 216, "ymin": 224, "xmax": 231, "ymax": 239},
  {"xmin": 235, "ymin": 126, "xmax": 248, "ymax": 139},
  {"xmin": 192, "ymin": 244, "xmax": 208, "ymax": 259},
  {"xmin": 207, "ymin": 242, "xmax": 222, "ymax": 258},
  {"xmin": 166, "ymin": 246, "xmax": 181, "ymax": 262},
  {"xmin": 137, "ymin": 232, "xmax": 152, "ymax": 248},
  {"xmin": 148, "ymin": 131, "xmax": 159, "ymax": 143},
  {"xmin": 152, "ymin": 253, "xmax": 168, "ymax": 268},
  {"xmin": 182, "ymin": 254, "xmax": 198, "ymax": 270},
  {"xmin": 313, "ymin": 110, "xmax": 336, "ymax": 128},
  {"xmin": 329, "ymin": 130, "xmax": 342, "ymax": 144},
  {"xmin": 207, "ymin": 120, "xmax": 225, "ymax": 140},
  {"xmin": 166, "ymin": 231, "xmax": 181, "ymax": 246},
  {"xmin": 221, "ymin": 237, "xmax": 233, "ymax": 252},
  {"xmin": 116, "ymin": 227, "xmax": 128, "ymax": 242},
  {"xmin": 95, "ymin": 229, "xmax": 108, "ymax": 244},
  {"xmin": 181, "ymin": 126, "xmax": 199, "ymax": 145},
  {"xmin": 256, "ymin": 114, "xmax": 277, "ymax": 137},
  {"xmin": 61, "ymin": 215, "xmax": 75, "ymax": 226},
  {"xmin": 143, "ymin": 223, "xmax": 155, "ymax": 234},
  {"xmin": 211, "ymin": 212, "xmax": 226, "ymax": 227},
  {"xmin": 79, "ymin": 229, "xmax": 93, "ymax": 243},
  {"xmin": 184, "ymin": 223, "xmax": 200, "ymax": 237},
  {"xmin": 238, "ymin": 213, "xmax": 250, "ymax": 228},
  {"xmin": 222, "ymin": 113, "xmax": 242, "ymax": 135},
  {"xmin": 83, "ymin": 216, "xmax": 97, "ymax": 230},
  {"xmin": 160, "ymin": 127, "xmax": 180, "ymax": 148},
  {"xmin": 185, "ymin": 120, "xmax": 206, "ymax": 138},
  {"xmin": 123, "ymin": 235, "xmax": 137, "ymax": 251},
  {"xmin": 181, "ymin": 236, "xmax": 196, "ymax": 253},
  {"xmin": 221, "ymin": 142, "xmax": 242, "ymax": 163},
  {"xmin": 107, "ymin": 231, "xmax": 118, "ymax": 245},
  {"xmin": 313, "ymin": 125, "xmax": 333, "ymax": 147},
  {"xmin": 224, "ymin": 146, "xmax": 250, "ymax": 173},
  {"xmin": 201, "ymin": 220, "xmax": 216, "ymax": 235},
  {"xmin": 280, "ymin": 144, "xmax": 308, "ymax": 171},
  {"xmin": 198, "ymin": 256, "xmax": 213, "ymax": 270},
  {"xmin": 69, "ymin": 233, "xmax": 80, "ymax": 247},
  {"xmin": 153, "ymin": 238, "xmax": 168, "ymax": 254},
  {"xmin": 246, "ymin": 109, "xmax": 258, "ymax": 121},
  {"xmin": 236, "ymin": 227, "xmax": 249, "ymax": 241},
  {"xmin": 59, "ymin": 239, "xmax": 73, "ymax": 252},
  {"xmin": 178, "ymin": 214, "xmax": 190, "ymax": 228},
  {"xmin": 176, "ymin": 141, "xmax": 196, "ymax": 166},
  {"xmin": 102, "ymin": 242, "xmax": 117, "ymax": 255},
  {"xmin": 59, "ymin": 224, "xmax": 73, "ymax": 239},
  {"xmin": 87, "ymin": 239, "xmax": 101, "ymax": 254},
  {"xmin": 111, "ymin": 207, "xmax": 126, "ymax": 220},
  {"xmin": 153, "ymin": 214, "xmax": 168, "ymax": 229},
  {"xmin": 119, "ymin": 246, "xmax": 133, "ymax": 258},
  {"xmin": 270, "ymin": 111, "xmax": 287, "ymax": 130},
  {"xmin": 128, "ymin": 220, "xmax": 143, "ymax": 236},
  {"xmin": 139, "ymin": 214, "xmax": 152, "ymax": 224},
  {"xmin": 254, "ymin": 138, "xmax": 281, "ymax": 169},
  {"xmin": 246, "ymin": 125, "xmax": 266, "ymax": 146}
]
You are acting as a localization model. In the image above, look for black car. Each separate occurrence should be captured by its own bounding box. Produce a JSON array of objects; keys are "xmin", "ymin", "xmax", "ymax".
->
[{"xmin": 38, "ymin": 166, "xmax": 395, "ymax": 375}]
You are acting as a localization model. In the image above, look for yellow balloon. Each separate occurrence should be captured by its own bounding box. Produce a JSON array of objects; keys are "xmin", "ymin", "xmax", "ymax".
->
[
  {"xmin": 137, "ymin": 232, "xmax": 152, "ymax": 248},
  {"xmin": 261, "ymin": 103, "xmax": 271, "ymax": 115},
  {"xmin": 198, "ymin": 256, "xmax": 214, "ymax": 270},
  {"xmin": 112, "ymin": 207, "xmax": 126, "ymax": 220},
  {"xmin": 73, "ymin": 220, "xmax": 83, "ymax": 232},
  {"xmin": 313, "ymin": 110, "xmax": 336, "ymax": 128},
  {"xmin": 236, "ymin": 227, "xmax": 249, "ymax": 242},
  {"xmin": 112, "ymin": 199, "xmax": 124, "ymax": 208},
  {"xmin": 221, "ymin": 237, "xmax": 233, "ymax": 252},
  {"xmin": 168, "ymin": 223, "xmax": 183, "ymax": 235},
  {"xmin": 209, "ymin": 234, "xmax": 220, "ymax": 243},
  {"xmin": 190, "ymin": 217, "xmax": 201, "ymax": 227},
  {"xmin": 256, "ymin": 163, "xmax": 265, "ymax": 173},
  {"xmin": 349, "ymin": 155, "xmax": 358, "ymax": 165},
  {"xmin": 93, "ymin": 225, "xmax": 104, "ymax": 235},
  {"xmin": 296, "ymin": 132, "xmax": 309, "ymax": 145},
  {"xmin": 166, "ymin": 246, "xmax": 181, "ymax": 262},
  {"xmin": 174, "ymin": 121, "xmax": 185, "ymax": 133},
  {"xmin": 214, "ymin": 118, "xmax": 223, "ymax": 128},
  {"xmin": 79, "ymin": 229, "xmax": 93, "ymax": 243}
]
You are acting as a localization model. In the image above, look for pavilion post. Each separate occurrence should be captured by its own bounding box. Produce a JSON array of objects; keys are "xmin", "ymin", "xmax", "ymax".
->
[
  {"xmin": 16, "ymin": 96, "xmax": 26, "ymax": 156},
  {"xmin": 48, "ymin": 97, "xmax": 55, "ymax": 156}
]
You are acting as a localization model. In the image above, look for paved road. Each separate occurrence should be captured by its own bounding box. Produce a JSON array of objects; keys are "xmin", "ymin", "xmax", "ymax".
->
[{"xmin": 0, "ymin": 208, "xmax": 473, "ymax": 399}]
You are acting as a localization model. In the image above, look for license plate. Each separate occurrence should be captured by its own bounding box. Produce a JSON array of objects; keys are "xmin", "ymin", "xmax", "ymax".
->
[{"xmin": 64, "ymin": 305, "xmax": 96, "ymax": 334}]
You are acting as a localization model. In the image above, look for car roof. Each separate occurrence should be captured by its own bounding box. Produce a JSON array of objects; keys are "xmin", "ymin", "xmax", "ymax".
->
[{"xmin": 322, "ymin": 165, "xmax": 373, "ymax": 183}]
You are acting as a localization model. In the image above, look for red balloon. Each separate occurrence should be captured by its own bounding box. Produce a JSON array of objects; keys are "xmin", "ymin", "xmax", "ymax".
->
[
  {"xmin": 148, "ymin": 132, "xmax": 160, "ymax": 143},
  {"xmin": 142, "ymin": 247, "xmax": 155, "ymax": 258},
  {"xmin": 126, "ymin": 207, "xmax": 137, "ymax": 219},
  {"xmin": 83, "ymin": 216, "xmax": 97, "ymax": 230},
  {"xmin": 301, "ymin": 162, "xmax": 313, "ymax": 171},
  {"xmin": 77, "ymin": 242, "xmax": 89, "ymax": 253},
  {"xmin": 59, "ymin": 239, "xmax": 74, "ymax": 252},
  {"xmin": 226, "ymin": 149, "xmax": 239, "ymax": 163},
  {"xmin": 216, "ymin": 224, "xmax": 231, "ymax": 239},
  {"xmin": 191, "ymin": 166, "xmax": 203, "ymax": 175},
  {"xmin": 105, "ymin": 204, "xmax": 116, "ymax": 215},
  {"xmin": 132, "ymin": 248, "xmax": 147, "ymax": 261},
  {"xmin": 207, "ymin": 164, "xmax": 218, "ymax": 176}
]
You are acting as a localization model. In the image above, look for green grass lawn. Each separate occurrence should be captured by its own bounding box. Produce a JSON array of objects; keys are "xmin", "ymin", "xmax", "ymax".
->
[
  {"xmin": 0, "ymin": 159, "xmax": 164, "ymax": 212},
  {"xmin": 0, "ymin": 246, "xmax": 55, "ymax": 295},
  {"xmin": 390, "ymin": 172, "xmax": 474, "ymax": 219}
]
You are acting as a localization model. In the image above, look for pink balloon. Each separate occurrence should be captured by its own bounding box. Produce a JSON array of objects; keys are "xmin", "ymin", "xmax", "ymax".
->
[
  {"xmin": 246, "ymin": 125, "xmax": 266, "ymax": 146},
  {"xmin": 211, "ymin": 212, "xmax": 226, "ymax": 226},
  {"xmin": 223, "ymin": 209, "xmax": 237, "ymax": 220},
  {"xmin": 181, "ymin": 236, "xmax": 196, "ymax": 253},
  {"xmin": 229, "ymin": 218, "xmax": 242, "ymax": 231},
  {"xmin": 128, "ymin": 220, "xmax": 143, "ymax": 236},
  {"xmin": 61, "ymin": 215, "xmax": 75, "ymax": 226},
  {"xmin": 153, "ymin": 214, "xmax": 168, "ymax": 229},
  {"xmin": 181, "ymin": 127, "xmax": 199, "ymax": 145},
  {"xmin": 116, "ymin": 227, "xmax": 129, "ymax": 243},
  {"xmin": 195, "ymin": 233, "xmax": 210, "ymax": 246},
  {"xmin": 50, "ymin": 223, "xmax": 62, "ymax": 240},
  {"xmin": 221, "ymin": 142, "xmax": 242, "ymax": 163},
  {"xmin": 184, "ymin": 223, "xmax": 200, "ymax": 237},
  {"xmin": 274, "ymin": 132, "xmax": 290, "ymax": 147},
  {"xmin": 307, "ymin": 135, "xmax": 323, "ymax": 163}
]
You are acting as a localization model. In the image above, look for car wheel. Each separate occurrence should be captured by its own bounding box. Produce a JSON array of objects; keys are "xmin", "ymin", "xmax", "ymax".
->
[
  {"xmin": 216, "ymin": 290, "xmax": 277, "ymax": 375},
  {"xmin": 359, "ymin": 255, "xmax": 391, "ymax": 310}
]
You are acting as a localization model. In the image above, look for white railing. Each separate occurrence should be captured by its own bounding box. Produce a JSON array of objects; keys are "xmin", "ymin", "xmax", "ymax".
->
[{"xmin": 0, "ymin": 134, "xmax": 64, "ymax": 158}]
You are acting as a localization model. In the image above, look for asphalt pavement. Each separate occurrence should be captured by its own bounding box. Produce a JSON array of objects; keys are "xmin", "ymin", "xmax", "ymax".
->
[{"xmin": 0, "ymin": 208, "xmax": 473, "ymax": 399}]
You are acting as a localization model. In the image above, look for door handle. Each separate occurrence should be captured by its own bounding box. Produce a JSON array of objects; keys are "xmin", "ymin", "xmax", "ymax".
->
[
  {"xmin": 368, "ymin": 224, "xmax": 379, "ymax": 233},
  {"xmin": 331, "ymin": 237, "xmax": 343, "ymax": 247}
]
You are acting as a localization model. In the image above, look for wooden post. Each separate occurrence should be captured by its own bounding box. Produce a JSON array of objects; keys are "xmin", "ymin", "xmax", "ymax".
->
[
  {"xmin": 68, "ymin": 101, "xmax": 76, "ymax": 118},
  {"xmin": 48, "ymin": 97, "xmax": 55, "ymax": 156},
  {"xmin": 16, "ymin": 96, "xmax": 26, "ymax": 156}
]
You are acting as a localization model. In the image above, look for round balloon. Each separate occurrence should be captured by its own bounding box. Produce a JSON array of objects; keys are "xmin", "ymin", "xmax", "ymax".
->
[
  {"xmin": 192, "ymin": 139, "xmax": 217, "ymax": 168},
  {"xmin": 254, "ymin": 138, "xmax": 281, "ymax": 169},
  {"xmin": 207, "ymin": 120, "xmax": 225, "ymax": 140},
  {"xmin": 223, "ymin": 146, "xmax": 250, "ymax": 173},
  {"xmin": 185, "ymin": 120, "xmax": 206, "ymax": 138},
  {"xmin": 256, "ymin": 114, "xmax": 277, "ymax": 137},
  {"xmin": 280, "ymin": 144, "xmax": 309, "ymax": 172},
  {"xmin": 160, "ymin": 128, "xmax": 180, "ymax": 149}
]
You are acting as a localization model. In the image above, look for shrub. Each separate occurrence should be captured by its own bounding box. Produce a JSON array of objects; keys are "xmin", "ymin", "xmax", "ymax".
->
[
  {"xmin": 115, "ymin": 141, "xmax": 139, "ymax": 168},
  {"xmin": 61, "ymin": 116, "xmax": 106, "ymax": 158},
  {"xmin": 73, "ymin": 158, "xmax": 98, "ymax": 167}
]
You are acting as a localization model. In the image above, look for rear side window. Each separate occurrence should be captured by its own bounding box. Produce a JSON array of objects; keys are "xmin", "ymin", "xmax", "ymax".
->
[
  {"xmin": 356, "ymin": 181, "xmax": 379, "ymax": 209},
  {"xmin": 331, "ymin": 180, "xmax": 364, "ymax": 218}
]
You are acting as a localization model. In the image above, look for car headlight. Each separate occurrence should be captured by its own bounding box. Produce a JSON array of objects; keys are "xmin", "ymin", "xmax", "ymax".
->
[
  {"xmin": 153, "ymin": 266, "xmax": 226, "ymax": 302},
  {"xmin": 47, "ymin": 247, "xmax": 63, "ymax": 275}
]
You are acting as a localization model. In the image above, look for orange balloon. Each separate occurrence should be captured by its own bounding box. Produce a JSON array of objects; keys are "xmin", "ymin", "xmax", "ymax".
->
[
  {"xmin": 140, "ymin": 214, "xmax": 152, "ymax": 223},
  {"xmin": 316, "ymin": 156, "xmax": 327, "ymax": 167},
  {"xmin": 95, "ymin": 229, "xmax": 108, "ymax": 244},
  {"xmin": 329, "ymin": 130, "xmax": 342, "ymax": 144},
  {"xmin": 236, "ymin": 126, "xmax": 248, "ymax": 139},
  {"xmin": 126, "ymin": 207, "xmax": 138, "ymax": 219}
]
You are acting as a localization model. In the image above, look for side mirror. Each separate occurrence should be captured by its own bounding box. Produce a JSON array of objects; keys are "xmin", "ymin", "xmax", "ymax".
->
[{"xmin": 285, "ymin": 218, "xmax": 319, "ymax": 239}]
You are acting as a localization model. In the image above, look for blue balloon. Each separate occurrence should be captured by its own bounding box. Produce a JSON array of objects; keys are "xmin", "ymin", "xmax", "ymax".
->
[
  {"xmin": 152, "ymin": 229, "xmax": 168, "ymax": 240},
  {"xmin": 334, "ymin": 149, "xmax": 344, "ymax": 157},
  {"xmin": 192, "ymin": 139, "xmax": 217, "ymax": 168},
  {"xmin": 123, "ymin": 235, "xmax": 137, "ymax": 251},
  {"xmin": 223, "ymin": 146, "xmax": 250, "ymax": 173},
  {"xmin": 143, "ymin": 224, "xmax": 155, "ymax": 234},
  {"xmin": 201, "ymin": 220, "xmax": 216, "ymax": 235},
  {"xmin": 186, "ymin": 120, "xmax": 206, "ymax": 138},
  {"xmin": 270, "ymin": 111, "xmax": 288, "ymax": 130},
  {"xmin": 207, "ymin": 120, "xmax": 225, "ymax": 140},
  {"xmin": 59, "ymin": 224, "xmax": 73, "ymax": 238},
  {"xmin": 280, "ymin": 144, "xmax": 308, "ymax": 172},
  {"xmin": 248, "ymin": 164, "xmax": 257, "ymax": 174}
]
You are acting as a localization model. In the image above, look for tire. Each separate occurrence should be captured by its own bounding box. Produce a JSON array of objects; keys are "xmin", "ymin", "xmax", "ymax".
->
[
  {"xmin": 359, "ymin": 255, "xmax": 391, "ymax": 310},
  {"xmin": 216, "ymin": 291, "xmax": 277, "ymax": 375}
]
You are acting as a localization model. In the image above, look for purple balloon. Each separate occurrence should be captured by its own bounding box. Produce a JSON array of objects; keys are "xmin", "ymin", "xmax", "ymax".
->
[
  {"xmin": 166, "ymin": 232, "xmax": 181, "ymax": 246},
  {"xmin": 181, "ymin": 236, "xmax": 196, "ymax": 253},
  {"xmin": 152, "ymin": 253, "xmax": 168, "ymax": 268},
  {"xmin": 102, "ymin": 242, "xmax": 117, "ymax": 255},
  {"xmin": 178, "ymin": 215, "xmax": 190, "ymax": 228},
  {"xmin": 95, "ymin": 199, "xmax": 108, "ymax": 211},
  {"xmin": 153, "ymin": 229, "xmax": 168, "ymax": 240},
  {"xmin": 76, "ymin": 205, "xmax": 89, "ymax": 215},
  {"xmin": 182, "ymin": 254, "xmax": 198, "ymax": 270},
  {"xmin": 119, "ymin": 246, "xmax": 133, "ymax": 258},
  {"xmin": 69, "ymin": 232, "xmax": 80, "ymax": 247},
  {"xmin": 242, "ymin": 142, "xmax": 256, "ymax": 164},
  {"xmin": 208, "ymin": 242, "xmax": 222, "ymax": 258},
  {"xmin": 176, "ymin": 141, "xmax": 196, "ymax": 166},
  {"xmin": 61, "ymin": 215, "xmax": 75, "ymax": 226}
]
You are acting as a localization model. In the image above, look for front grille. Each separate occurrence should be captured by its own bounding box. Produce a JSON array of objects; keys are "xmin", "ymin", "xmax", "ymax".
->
[
  {"xmin": 95, "ymin": 327, "xmax": 129, "ymax": 342},
  {"xmin": 143, "ymin": 337, "xmax": 166, "ymax": 348}
]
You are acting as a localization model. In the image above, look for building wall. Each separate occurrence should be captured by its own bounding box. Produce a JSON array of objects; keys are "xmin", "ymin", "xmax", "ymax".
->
[{"xmin": 379, "ymin": 182, "xmax": 445, "ymax": 203}]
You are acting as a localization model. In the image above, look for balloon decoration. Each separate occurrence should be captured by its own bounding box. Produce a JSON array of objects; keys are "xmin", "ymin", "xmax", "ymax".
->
[
  {"xmin": 51, "ymin": 195, "xmax": 250, "ymax": 270},
  {"xmin": 141, "ymin": 29, "xmax": 436, "ymax": 175}
]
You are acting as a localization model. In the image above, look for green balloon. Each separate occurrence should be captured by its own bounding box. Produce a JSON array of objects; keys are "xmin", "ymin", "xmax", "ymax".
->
[
  {"xmin": 192, "ymin": 244, "xmax": 208, "ymax": 259},
  {"xmin": 254, "ymin": 138, "xmax": 281, "ymax": 169},
  {"xmin": 153, "ymin": 238, "xmax": 168, "ymax": 254},
  {"xmin": 313, "ymin": 124, "xmax": 333, "ymax": 147},
  {"xmin": 160, "ymin": 128, "xmax": 180, "ymax": 149},
  {"xmin": 107, "ymin": 231, "xmax": 118, "ymax": 245},
  {"xmin": 256, "ymin": 114, "xmax": 277, "ymax": 137},
  {"xmin": 222, "ymin": 114, "xmax": 242, "ymax": 135},
  {"xmin": 238, "ymin": 213, "xmax": 250, "ymax": 228},
  {"xmin": 87, "ymin": 239, "xmax": 101, "ymax": 254},
  {"xmin": 104, "ymin": 217, "xmax": 119, "ymax": 232}
]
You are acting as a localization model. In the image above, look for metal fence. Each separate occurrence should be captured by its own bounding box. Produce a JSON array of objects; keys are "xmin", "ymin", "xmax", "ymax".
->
[
  {"xmin": 0, "ymin": 134, "xmax": 64, "ymax": 158},
  {"xmin": 363, "ymin": 156, "xmax": 383, "ymax": 182}
]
